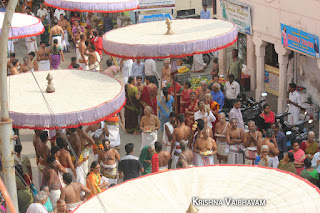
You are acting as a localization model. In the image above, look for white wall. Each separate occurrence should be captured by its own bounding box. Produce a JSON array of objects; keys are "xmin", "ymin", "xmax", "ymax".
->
[{"xmin": 174, "ymin": 0, "xmax": 214, "ymax": 17}]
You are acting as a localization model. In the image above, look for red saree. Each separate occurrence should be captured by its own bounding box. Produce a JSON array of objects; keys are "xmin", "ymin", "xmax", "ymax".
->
[
  {"xmin": 185, "ymin": 99, "xmax": 199, "ymax": 127},
  {"xmin": 140, "ymin": 84, "xmax": 158, "ymax": 116},
  {"xmin": 180, "ymin": 88, "xmax": 193, "ymax": 114}
]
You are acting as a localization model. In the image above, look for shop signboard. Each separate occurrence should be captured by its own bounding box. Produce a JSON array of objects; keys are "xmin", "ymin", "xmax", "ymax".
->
[
  {"xmin": 139, "ymin": 13, "xmax": 174, "ymax": 23},
  {"xmin": 281, "ymin": 24, "xmax": 320, "ymax": 59},
  {"xmin": 137, "ymin": 0, "xmax": 175, "ymax": 11},
  {"xmin": 220, "ymin": 0, "xmax": 252, "ymax": 35},
  {"xmin": 264, "ymin": 65, "xmax": 279, "ymax": 97}
]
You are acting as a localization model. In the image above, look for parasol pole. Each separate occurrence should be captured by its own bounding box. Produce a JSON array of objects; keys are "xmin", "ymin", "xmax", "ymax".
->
[
  {"xmin": 170, "ymin": 58, "xmax": 178, "ymax": 114},
  {"xmin": 0, "ymin": 0, "xmax": 19, "ymax": 212}
]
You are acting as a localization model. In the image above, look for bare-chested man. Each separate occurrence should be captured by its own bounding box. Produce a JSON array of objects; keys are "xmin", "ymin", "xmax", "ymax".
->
[
  {"xmin": 77, "ymin": 33, "xmax": 88, "ymax": 70},
  {"xmin": 197, "ymin": 80, "xmax": 211, "ymax": 100},
  {"xmin": 226, "ymin": 118, "xmax": 244, "ymax": 164},
  {"xmin": 136, "ymin": 76, "xmax": 145, "ymax": 94},
  {"xmin": 214, "ymin": 113, "xmax": 231, "ymax": 164},
  {"xmin": 140, "ymin": 106, "xmax": 160, "ymax": 150},
  {"xmin": 28, "ymin": 51, "xmax": 38, "ymax": 71},
  {"xmin": 49, "ymin": 19, "xmax": 64, "ymax": 47},
  {"xmin": 88, "ymin": 45, "xmax": 101, "ymax": 71},
  {"xmin": 67, "ymin": 128, "xmax": 85, "ymax": 186},
  {"xmin": 56, "ymin": 137, "xmax": 77, "ymax": 184},
  {"xmin": 177, "ymin": 140, "xmax": 193, "ymax": 167},
  {"xmin": 98, "ymin": 140, "xmax": 120, "ymax": 185},
  {"xmin": 86, "ymin": 121, "xmax": 109, "ymax": 161},
  {"xmin": 51, "ymin": 146, "xmax": 67, "ymax": 183},
  {"xmin": 36, "ymin": 131, "xmax": 50, "ymax": 184},
  {"xmin": 151, "ymin": 142, "xmax": 170, "ymax": 172},
  {"xmin": 171, "ymin": 114, "xmax": 192, "ymax": 169},
  {"xmin": 161, "ymin": 59, "xmax": 171, "ymax": 87},
  {"xmin": 21, "ymin": 57, "xmax": 30, "ymax": 73},
  {"xmin": 260, "ymin": 128, "xmax": 279, "ymax": 168},
  {"xmin": 76, "ymin": 126, "xmax": 95, "ymax": 175},
  {"xmin": 58, "ymin": 14, "xmax": 70, "ymax": 52},
  {"xmin": 33, "ymin": 130, "xmax": 42, "ymax": 150},
  {"xmin": 60, "ymin": 173, "xmax": 91, "ymax": 212},
  {"xmin": 7, "ymin": 53, "xmax": 15, "ymax": 75},
  {"xmin": 37, "ymin": 41, "xmax": 51, "ymax": 70},
  {"xmin": 243, "ymin": 121, "xmax": 263, "ymax": 165},
  {"xmin": 193, "ymin": 128, "xmax": 217, "ymax": 166},
  {"xmin": 44, "ymin": 156, "xmax": 62, "ymax": 209},
  {"xmin": 9, "ymin": 59, "xmax": 19, "ymax": 75},
  {"xmin": 190, "ymin": 119, "xmax": 213, "ymax": 149}
]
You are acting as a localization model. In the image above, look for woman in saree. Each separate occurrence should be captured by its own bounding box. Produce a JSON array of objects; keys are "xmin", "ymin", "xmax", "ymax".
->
[
  {"xmin": 180, "ymin": 81, "xmax": 193, "ymax": 114},
  {"xmin": 86, "ymin": 161, "xmax": 107, "ymax": 199},
  {"xmin": 289, "ymin": 141, "xmax": 306, "ymax": 175},
  {"xmin": 204, "ymin": 93, "xmax": 219, "ymax": 133},
  {"xmin": 15, "ymin": 164, "xmax": 33, "ymax": 213},
  {"xmin": 50, "ymin": 38, "xmax": 64, "ymax": 69},
  {"xmin": 278, "ymin": 152, "xmax": 297, "ymax": 175},
  {"xmin": 300, "ymin": 131, "xmax": 319, "ymax": 159},
  {"xmin": 300, "ymin": 158, "xmax": 319, "ymax": 185},
  {"xmin": 140, "ymin": 76, "xmax": 158, "ymax": 116},
  {"xmin": 158, "ymin": 87, "xmax": 174, "ymax": 132},
  {"xmin": 255, "ymin": 145, "xmax": 272, "ymax": 167},
  {"xmin": 125, "ymin": 77, "xmax": 141, "ymax": 134},
  {"xmin": 185, "ymin": 92, "xmax": 199, "ymax": 128}
]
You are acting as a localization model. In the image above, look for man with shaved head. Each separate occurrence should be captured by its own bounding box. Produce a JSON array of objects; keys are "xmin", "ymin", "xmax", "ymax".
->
[
  {"xmin": 226, "ymin": 118, "xmax": 244, "ymax": 164},
  {"xmin": 214, "ymin": 113, "xmax": 231, "ymax": 164},
  {"xmin": 140, "ymin": 106, "xmax": 160, "ymax": 150},
  {"xmin": 243, "ymin": 121, "xmax": 262, "ymax": 165}
]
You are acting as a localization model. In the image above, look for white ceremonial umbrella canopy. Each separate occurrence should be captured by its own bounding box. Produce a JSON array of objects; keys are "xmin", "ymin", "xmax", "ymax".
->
[
  {"xmin": 74, "ymin": 165, "xmax": 320, "ymax": 213},
  {"xmin": 8, "ymin": 70, "xmax": 125, "ymax": 130},
  {"xmin": 103, "ymin": 19, "xmax": 238, "ymax": 59},
  {"xmin": 44, "ymin": 0, "xmax": 139, "ymax": 13},
  {"xmin": 0, "ymin": 12, "xmax": 44, "ymax": 39}
]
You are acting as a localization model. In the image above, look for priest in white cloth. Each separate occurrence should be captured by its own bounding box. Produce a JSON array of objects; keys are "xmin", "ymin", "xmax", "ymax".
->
[
  {"xmin": 162, "ymin": 112, "xmax": 176, "ymax": 152},
  {"xmin": 105, "ymin": 113, "xmax": 122, "ymax": 149},
  {"xmin": 37, "ymin": 41, "xmax": 51, "ymax": 70},
  {"xmin": 140, "ymin": 106, "xmax": 160, "ymax": 150},
  {"xmin": 191, "ymin": 54, "xmax": 207, "ymax": 72},
  {"xmin": 26, "ymin": 36, "xmax": 38, "ymax": 54},
  {"xmin": 121, "ymin": 58, "xmax": 133, "ymax": 84},
  {"xmin": 226, "ymin": 118, "xmax": 245, "ymax": 164},
  {"xmin": 193, "ymin": 128, "xmax": 217, "ymax": 166}
]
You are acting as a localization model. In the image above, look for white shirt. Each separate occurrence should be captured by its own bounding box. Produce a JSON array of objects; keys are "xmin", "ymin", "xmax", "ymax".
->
[
  {"xmin": 54, "ymin": 9, "xmax": 66, "ymax": 20},
  {"xmin": 288, "ymin": 91, "xmax": 301, "ymax": 116},
  {"xmin": 194, "ymin": 110, "xmax": 216, "ymax": 128},
  {"xmin": 122, "ymin": 59, "xmax": 133, "ymax": 84},
  {"xmin": 37, "ymin": 8, "xmax": 48, "ymax": 18},
  {"xmin": 225, "ymin": 80, "xmax": 240, "ymax": 100},
  {"xmin": 144, "ymin": 59, "xmax": 160, "ymax": 79},
  {"xmin": 229, "ymin": 107, "xmax": 244, "ymax": 129},
  {"xmin": 26, "ymin": 203, "xmax": 48, "ymax": 213},
  {"xmin": 311, "ymin": 152, "xmax": 320, "ymax": 173}
]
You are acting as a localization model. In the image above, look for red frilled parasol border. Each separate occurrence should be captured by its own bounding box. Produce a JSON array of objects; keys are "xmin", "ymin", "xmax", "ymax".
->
[
  {"xmin": 73, "ymin": 164, "xmax": 320, "ymax": 212},
  {"xmin": 103, "ymin": 36, "xmax": 238, "ymax": 60},
  {"xmin": 44, "ymin": 0, "xmax": 139, "ymax": 13}
]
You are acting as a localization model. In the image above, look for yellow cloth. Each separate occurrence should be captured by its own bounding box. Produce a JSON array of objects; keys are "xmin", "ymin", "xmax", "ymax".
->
[
  {"xmin": 86, "ymin": 171, "xmax": 105, "ymax": 199},
  {"xmin": 71, "ymin": 154, "xmax": 83, "ymax": 164}
]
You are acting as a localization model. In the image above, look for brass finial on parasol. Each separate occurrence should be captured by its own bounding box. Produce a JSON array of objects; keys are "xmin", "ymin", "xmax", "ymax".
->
[
  {"xmin": 164, "ymin": 18, "xmax": 174, "ymax": 35},
  {"xmin": 46, "ymin": 73, "xmax": 55, "ymax": 93},
  {"xmin": 186, "ymin": 203, "xmax": 199, "ymax": 213}
]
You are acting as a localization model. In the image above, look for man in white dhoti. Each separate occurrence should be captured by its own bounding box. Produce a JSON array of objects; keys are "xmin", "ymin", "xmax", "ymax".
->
[
  {"xmin": 121, "ymin": 59, "xmax": 133, "ymax": 84},
  {"xmin": 43, "ymin": 156, "xmax": 62, "ymax": 209},
  {"xmin": 214, "ymin": 113, "xmax": 231, "ymax": 164},
  {"xmin": 162, "ymin": 112, "xmax": 176, "ymax": 152},
  {"xmin": 77, "ymin": 34, "xmax": 89, "ymax": 70},
  {"xmin": 26, "ymin": 36, "xmax": 38, "ymax": 53},
  {"xmin": 226, "ymin": 118, "xmax": 245, "ymax": 164},
  {"xmin": 243, "ymin": 121, "xmax": 263, "ymax": 165},
  {"xmin": 191, "ymin": 54, "xmax": 207, "ymax": 72},
  {"xmin": 26, "ymin": 191, "xmax": 48, "ymax": 213},
  {"xmin": 140, "ymin": 106, "xmax": 160, "ymax": 150},
  {"xmin": 193, "ymin": 128, "xmax": 217, "ymax": 166},
  {"xmin": 105, "ymin": 113, "xmax": 122, "ymax": 149},
  {"xmin": 37, "ymin": 41, "xmax": 51, "ymax": 70},
  {"xmin": 98, "ymin": 140, "xmax": 120, "ymax": 185},
  {"xmin": 260, "ymin": 128, "xmax": 280, "ymax": 168},
  {"xmin": 287, "ymin": 83, "xmax": 302, "ymax": 125},
  {"xmin": 58, "ymin": 14, "xmax": 70, "ymax": 51},
  {"xmin": 49, "ymin": 19, "xmax": 64, "ymax": 49},
  {"xmin": 88, "ymin": 45, "xmax": 101, "ymax": 72},
  {"xmin": 60, "ymin": 173, "xmax": 90, "ymax": 212}
]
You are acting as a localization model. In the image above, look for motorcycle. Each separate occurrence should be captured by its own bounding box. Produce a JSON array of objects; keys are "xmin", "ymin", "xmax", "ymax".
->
[{"xmin": 182, "ymin": 52, "xmax": 215, "ymax": 67}]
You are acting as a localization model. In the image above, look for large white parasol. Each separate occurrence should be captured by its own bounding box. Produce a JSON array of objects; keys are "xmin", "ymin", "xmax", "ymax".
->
[
  {"xmin": 44, "ymin": 0, "xmax": 139, "ymax": 13},
  {"xmin": 103, "ymin": 19, "xmax": 238, "ymax": 59},
  {"xmin": 74, "ymin": 165, "xmax": 320, "ymax": 213},
  {"xmin": 8, "ymin": 70, "xmax": 125, "ymax": 130},
  {"xmin": 0, "ymin": 12, "xmax": 44, "ymax": 39}
]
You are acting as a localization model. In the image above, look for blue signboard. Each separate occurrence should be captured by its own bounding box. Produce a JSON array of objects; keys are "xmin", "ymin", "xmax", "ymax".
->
[
  {"xmin": 139, "ymin": 13, "xmax": 173, "ymax": 23},
  {"xmin": 281, "ymin": 24, "xmax": 320, "ymax": 58}
]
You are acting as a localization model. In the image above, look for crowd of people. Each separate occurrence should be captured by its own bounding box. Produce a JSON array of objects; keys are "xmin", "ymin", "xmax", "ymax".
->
[{"xmin": 3, "ymin": 2, "xmax": 320, "ymax": 213}]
